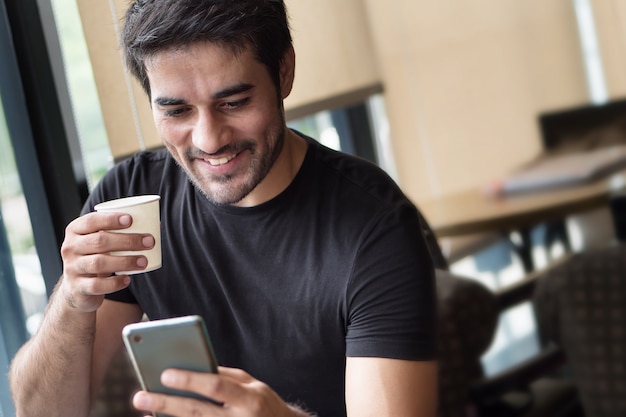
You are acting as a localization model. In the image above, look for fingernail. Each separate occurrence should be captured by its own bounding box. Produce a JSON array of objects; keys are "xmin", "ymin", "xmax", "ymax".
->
[
  {"xmin": 161, "ymin": 369, "xmax": 176, "ymax": 385},
  {"xmin": 142, "ymin": 236, "xmax": 155, "ymax": 248},
  {"xmin": 133, "ymin": 391, "xmax": 150, "ymax": 408},
  {"xmin": 136, "ymin": 257, "xmax": 148, "ymax": 268},
  {"xmin": 119, "ymin": 215, "xmax": 132, "ymax": 226}
]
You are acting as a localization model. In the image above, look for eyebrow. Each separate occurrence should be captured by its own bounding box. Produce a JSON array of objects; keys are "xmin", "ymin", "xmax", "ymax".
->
[
  {"xmin": 212, "ymin": 83, "xmax": 254, "ymax": 100},
  {"xmin": 153, "ymin": 97, "xmax": 186, "ymax": 106},
  {"xmin": 153, "ymin": 83, "xmax": 255, "ymax": 107}
]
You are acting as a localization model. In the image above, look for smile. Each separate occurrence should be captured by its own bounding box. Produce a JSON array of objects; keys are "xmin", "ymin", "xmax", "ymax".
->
[{"xmin": 203, "ymin": 154, "xmax": 237, "ymax": 166}]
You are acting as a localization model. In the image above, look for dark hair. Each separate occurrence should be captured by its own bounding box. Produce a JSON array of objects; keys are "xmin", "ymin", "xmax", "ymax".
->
[{"xmin": 122, "ymin": 0, "xmax": 292, "ymax": 97}]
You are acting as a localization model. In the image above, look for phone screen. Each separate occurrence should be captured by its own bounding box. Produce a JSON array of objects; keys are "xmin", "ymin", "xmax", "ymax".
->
[{"xmin": 122, "ymin": 315, "xmax": 219, "ymax": 415}]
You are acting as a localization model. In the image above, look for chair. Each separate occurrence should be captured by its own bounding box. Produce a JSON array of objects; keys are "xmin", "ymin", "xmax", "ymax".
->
[
  {"xmin": 533, "ymin": 244, "xmax": 626, "ymax": 417},
  {"xmin": 90, "ymin": 347, "xmax": 142, "ymax": 417},
  {"xmin": 416, "ymin": 209, "xmax": 579, "ymax": 416},
  {"xmin": 435, "ymin": 269, "xmax": 498, "ymax": 417},
  {"xmin": 435, "ymin": 261, "xmax": 584, "ymax": 417}
]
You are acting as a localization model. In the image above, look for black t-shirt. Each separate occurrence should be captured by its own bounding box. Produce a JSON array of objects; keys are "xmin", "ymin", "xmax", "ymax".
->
[{"xmin": 84, "ymin": 134, "xmax": 436, "ymax": 416}]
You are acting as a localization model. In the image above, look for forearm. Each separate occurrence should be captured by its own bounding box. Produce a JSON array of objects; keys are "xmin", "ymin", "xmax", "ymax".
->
[{"xmin": 9, "ymin": 288, "xmax": 97, "ymax": 417}]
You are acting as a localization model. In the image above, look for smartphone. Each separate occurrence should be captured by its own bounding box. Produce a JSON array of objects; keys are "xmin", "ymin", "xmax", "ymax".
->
[{"xmin": 122, "ymin": 315, "xmax": 220, "ymax": 415}]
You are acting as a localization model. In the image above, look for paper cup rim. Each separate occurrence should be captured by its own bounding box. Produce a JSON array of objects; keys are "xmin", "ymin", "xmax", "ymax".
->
[{"xmin": 94, "ymin": 195, "xmax": 161, "ymax": 211}]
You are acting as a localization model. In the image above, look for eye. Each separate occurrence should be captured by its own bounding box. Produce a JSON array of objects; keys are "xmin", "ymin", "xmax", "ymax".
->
[
  {"xmin": 220, "ymin": 97, "xmax": 250, "ymax": 110},
  {"xmin": 163, "ymin": 107, "xmax": 189, "ymax": 117}
]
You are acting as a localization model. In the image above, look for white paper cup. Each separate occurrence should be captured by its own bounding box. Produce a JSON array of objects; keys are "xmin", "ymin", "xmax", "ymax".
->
[{"xmin": 94, "ymin": 195, "xmax": 161, "ymax": 274}]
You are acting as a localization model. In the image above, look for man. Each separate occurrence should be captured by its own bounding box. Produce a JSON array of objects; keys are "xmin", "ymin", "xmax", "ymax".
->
[{"xmin": 9, "ymin": 1, "xmax": 438, "ymax": 416}]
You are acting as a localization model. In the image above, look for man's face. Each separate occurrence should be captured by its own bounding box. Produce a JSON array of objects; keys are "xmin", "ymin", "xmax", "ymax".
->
[{"xmin": 146, "ymin": 42, "xmax": 289, "ymax": 206}]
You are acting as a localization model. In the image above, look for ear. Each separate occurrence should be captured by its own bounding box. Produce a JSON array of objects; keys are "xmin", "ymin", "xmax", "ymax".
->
[{"xmin": 279, "ymin": 45, "xmax": 296, "ymax": 99}]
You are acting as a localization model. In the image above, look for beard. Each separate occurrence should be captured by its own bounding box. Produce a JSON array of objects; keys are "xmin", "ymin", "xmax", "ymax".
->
[{"xmin": 175, "ymin": 124, "xmax": 286, "ymax": 206}]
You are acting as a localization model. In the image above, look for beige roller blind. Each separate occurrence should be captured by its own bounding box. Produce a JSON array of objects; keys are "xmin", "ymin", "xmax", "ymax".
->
[
  {"xmin": 363, "ymin": 0, "xmax": 589, "ymax": 201},
  {"xmin": 283, "ymin": 0, "xmax": 382, "ymax": 119},
  {"xmin": 76, "ymin": 0, "xmax": 159, "ymax": 161},
  {"xmin": 76, "ymin": 0, "xmax": 382, "ymax": 160}
]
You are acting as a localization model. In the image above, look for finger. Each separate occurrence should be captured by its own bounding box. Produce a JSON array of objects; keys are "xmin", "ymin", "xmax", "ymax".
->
[
  {"xmin": 162, "ymin": 369, "xmax": 247, "ymax": 404},
  {"xmin": 65, "ymin": 252, "xmax": 149, "ymax": 277},
  {"xmin": 215, "ymin": 366, "xmax": 256, "ymax": 383},
  {"xmin": 74, "ymin": 274, "xmax": 131, "ymax": 297},
  {"xmin": 66, "ymin": 212, "xmax": 133, "ymax": 236},
  {"xmin": 58, "ymin": 274, "xmax": 130, "ymax": 312},
  {"xmin": 133, "ymin": 390, "xmax": 223, "ymax": 417},
  {"xmin": 71, "ymin": 231, "xmax": 155, "ymax": 256}
]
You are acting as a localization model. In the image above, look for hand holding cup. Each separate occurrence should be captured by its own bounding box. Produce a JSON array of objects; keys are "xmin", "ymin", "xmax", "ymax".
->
[{"xmin": 94, "ymin": 195, "xmax": 162, "ymax": 275}]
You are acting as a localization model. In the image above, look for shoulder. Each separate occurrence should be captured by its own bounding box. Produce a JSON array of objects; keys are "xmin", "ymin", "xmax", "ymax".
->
[
  {"xmin": 82, "ymin": 148, "xmax": 181, "ymax": 213},
  {"xmin": 115, "ymin": 148, "xmax": 171, "ymax": 172},
  {"xmin": 300, "ymin": 136, "xmax": 444, "ymax": 266},
  {"xmin": 303, "ymin": 136, "xmax": 411, "ymax": 211},
  {"xmin": 104, "ymin": 148, "xmax": 174, "ymax": 188},
  {"xmin": 306, "ymin": 139, "xmax": 418, "ymax": 224}
]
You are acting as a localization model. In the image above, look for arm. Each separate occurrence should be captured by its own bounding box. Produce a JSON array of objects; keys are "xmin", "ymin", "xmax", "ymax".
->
[
  {"xmin": 8, "ymin": 212, "xmax": 150, "ymax": 417},
  {"xmin": 346, "ymin": 357, "xmax": 438, "ymax": 417},
  {"xmin": 130, "ymin": 367, "xmax": 317, "ymax": 417},
  {"xmin": 9, "ymin": 297, "xmax": 142, "ymax": 417},
  {"xmin": 128, "ymin": 359, "xmax": 437, "ymax": 417},
  {"xmin": 341, "ymin": 206, "xmax": 438, "ymax": 416}
]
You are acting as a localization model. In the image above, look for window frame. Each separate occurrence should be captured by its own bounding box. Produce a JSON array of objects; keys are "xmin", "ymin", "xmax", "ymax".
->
[
  {"xmin": 2, "ymin": 0, "xmax": 85, "ymax": 293},
  {"xmin": 0, "ymin": 0, "xmax": 87, "ymax": 411}
]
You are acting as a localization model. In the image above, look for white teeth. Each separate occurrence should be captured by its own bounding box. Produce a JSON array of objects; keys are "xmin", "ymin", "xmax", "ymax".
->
[{"xmin": 204, "ymin": 154, "xmax": 236, "ymax": 166}]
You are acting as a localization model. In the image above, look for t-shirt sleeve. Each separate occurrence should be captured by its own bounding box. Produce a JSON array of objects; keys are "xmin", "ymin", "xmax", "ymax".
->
[
  {"xmin": 345, "ymin": 203, "xmax": 437, "ymax": 360},
  {"xmin": 106, "ymin": 287, "xmax": 138, "ymax": 303}
]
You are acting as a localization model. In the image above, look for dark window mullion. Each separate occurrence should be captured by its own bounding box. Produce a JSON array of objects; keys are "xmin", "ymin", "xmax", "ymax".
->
[
  {"xmin": 1, "ymin": 0, "xmax": 80, "ymax": 295},
  {"xmin": 4, "ymin": 0, "xmax": 84, "ymax": 252},
  {"xmin": 0, "ymin": 2, "xmax": 36, "ymax": 415},
  {"xmin": 331, "ymin": 102, "xmax": 379, "ymax": 164}
]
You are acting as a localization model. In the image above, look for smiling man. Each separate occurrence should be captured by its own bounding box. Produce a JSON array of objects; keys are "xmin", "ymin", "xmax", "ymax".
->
[
  {"xmin": 9, "ymin": 1, "xmax": 438, "ymax": 416},
  {"xmin": 147, "ymin": 41, "xmax": 302, "ymax": 207}
]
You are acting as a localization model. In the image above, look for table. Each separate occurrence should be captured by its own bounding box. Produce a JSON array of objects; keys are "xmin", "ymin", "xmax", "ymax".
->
[{"xmin": 418, "ymin": 168, "xmax": 626, "ymax": 270}]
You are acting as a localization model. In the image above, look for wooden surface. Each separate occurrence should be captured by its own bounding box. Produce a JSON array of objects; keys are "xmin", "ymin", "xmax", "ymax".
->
[{"xmin": 418, "ymin": 169, "xmax": 626, "ymax": 238}]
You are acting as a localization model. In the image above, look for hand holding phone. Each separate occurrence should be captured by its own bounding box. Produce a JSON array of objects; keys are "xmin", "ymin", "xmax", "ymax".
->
[{"xmin": 122, "ymin": 315, "xmax": 220, "ymax": 413}]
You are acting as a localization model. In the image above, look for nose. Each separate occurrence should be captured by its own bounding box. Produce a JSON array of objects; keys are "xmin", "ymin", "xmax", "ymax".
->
[{"xmin": 192, "ymin": 109, "xmax": 229, "ymax": 154}]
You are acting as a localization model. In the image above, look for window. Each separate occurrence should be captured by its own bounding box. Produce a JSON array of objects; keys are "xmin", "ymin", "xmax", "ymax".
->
[
  {"xmin": 289, "ymin": 108, "xmax": 342, "ymax": 151},
  {"xmin": 287, "ymin": 93, "xmax": 398, "ymax": 178},
  {"xmin": 0, "ymin": 1, "xmax": 83, "ymax": 412},
  {"xmin": 0, "ymin": 8, "xmax": 42, "ymax": 415},
  {"xmin": 573, "ymin": 0, "xmax": 607, "ymax": 105},
  {"xmin": 0, "ymin": 93, "xmax": 33, "ymax": 417},
  {"xmin": 0, "ymin": 99, "xmax": 47, "ymax": 338},
  {"xmin": 50, "ymin": 0, "xmax": 113, "ymax": 190}
]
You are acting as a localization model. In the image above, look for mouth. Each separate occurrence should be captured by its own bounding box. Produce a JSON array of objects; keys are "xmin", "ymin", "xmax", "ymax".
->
[{"xmin": 202, "ymin": 154, "xmax": 238, "ymax": 166}]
